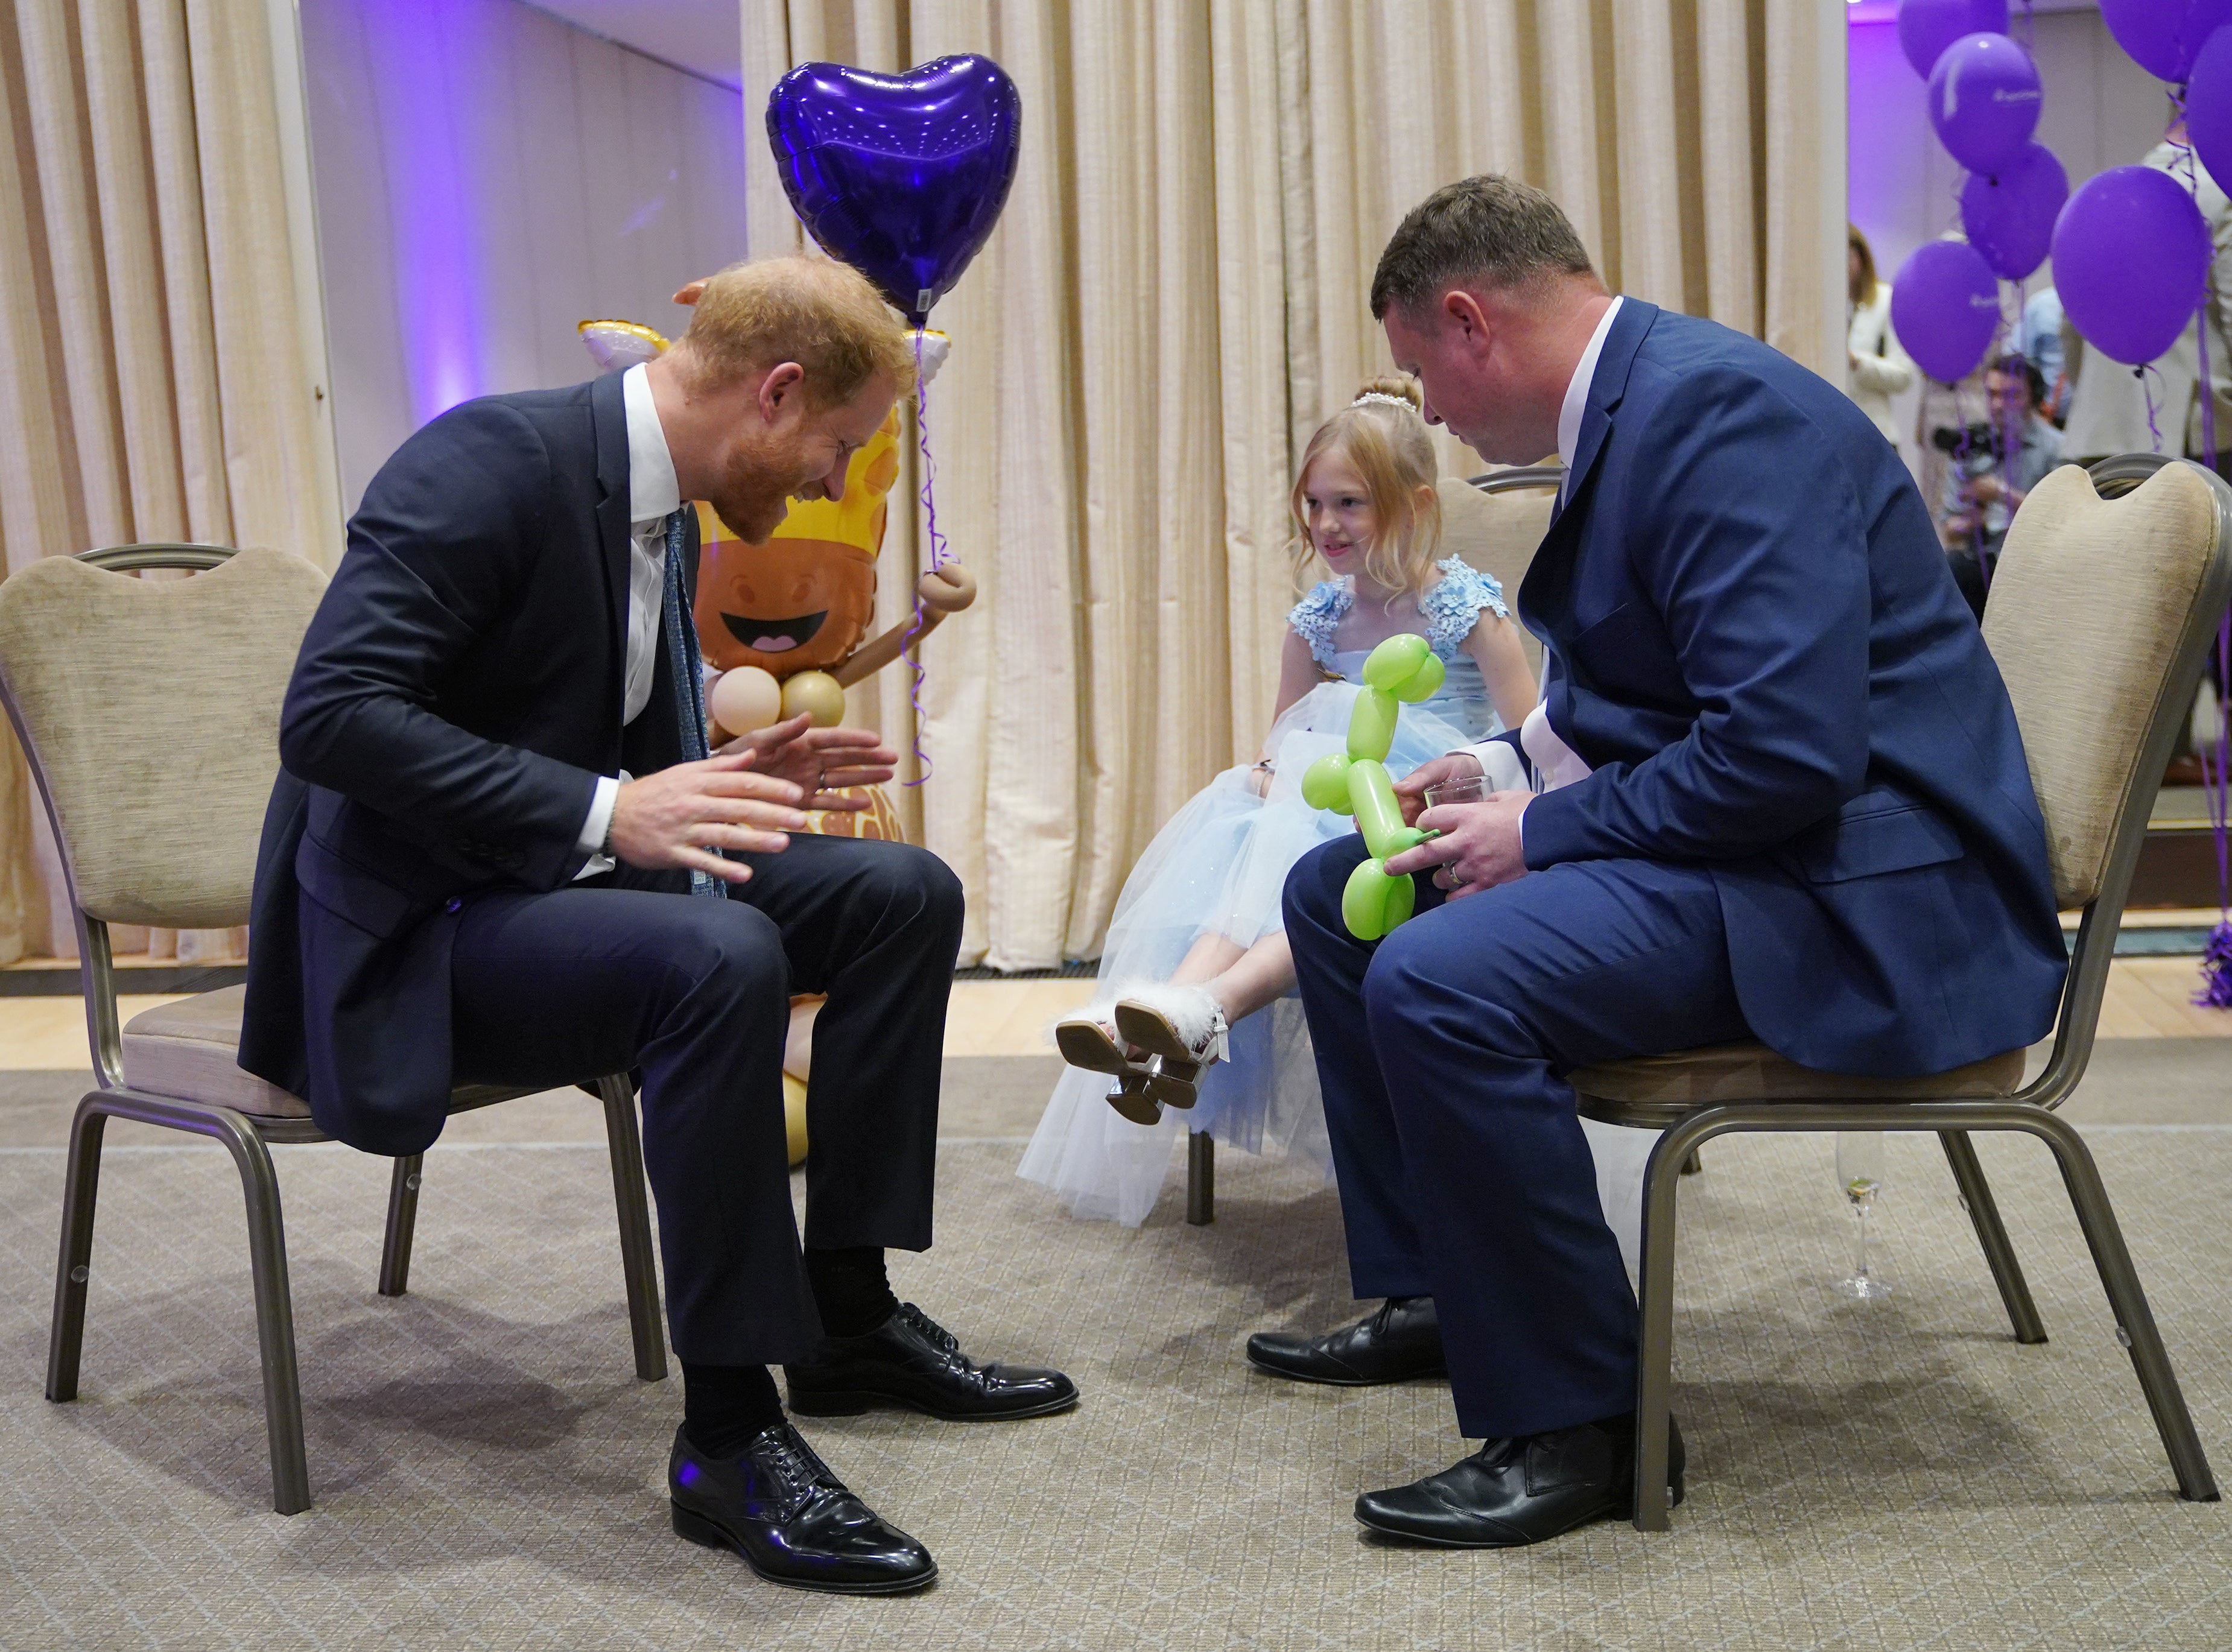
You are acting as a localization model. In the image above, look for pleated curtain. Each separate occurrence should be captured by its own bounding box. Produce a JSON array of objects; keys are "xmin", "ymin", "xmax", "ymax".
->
[
  {"xmin": 0, "ymin": 0, "xmax": 337, "ymax": 965},
  {"xmin": 747, "ymin": 0, "xmax": 1841, "ymax": 970}
]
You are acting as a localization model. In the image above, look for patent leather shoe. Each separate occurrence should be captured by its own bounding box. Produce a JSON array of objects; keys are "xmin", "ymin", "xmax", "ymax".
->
[
  {"xmin": 1354, "ymin": 1414, "xmax": 1686, "ymax": 1548},
  {"xmin": 1245, "ymin": 1296, "xmax": 1446, "ymax": 1385},
  {"xmin": 785, "ymin": 1303, "xmax": 1079, "ymax": 1420},
  {"xmin": 667, "ymin": 1423, "xmax": 936, "ymax": 1593}
]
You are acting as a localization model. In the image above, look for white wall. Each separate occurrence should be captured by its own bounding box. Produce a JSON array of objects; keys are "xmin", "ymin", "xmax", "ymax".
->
[
  {"xmin": 299, "ymin": 0, "xmax": 750, "ymax": 514},
  {"xmin": 1848, "ymin": 8, "xmax": 2173, "ymax": 469}
]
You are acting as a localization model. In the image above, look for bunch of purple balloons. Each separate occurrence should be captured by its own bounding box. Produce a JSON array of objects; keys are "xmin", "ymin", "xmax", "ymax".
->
[{"xmin": 1891, "ymin": 0, "xmax": 2228, "ymax": 384}]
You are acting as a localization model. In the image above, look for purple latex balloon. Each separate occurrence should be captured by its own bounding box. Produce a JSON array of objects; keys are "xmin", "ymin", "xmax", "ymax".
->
[
  {"xmin": 767, "ymin": 55, "xmax": 1022, "ymax": 324},
  {"xmin": 1891, "ymin": 241, "xmax": 2003, "ymax": 384},
  {"xmin": 2190, "ymin": 25, "xmax": 2232, "ymax": 189},
  {"xmin": 2099, "ymin": 0, "xmax": 2232, "ymax": 83},
  {"xmin": 1959, "ymin": 144, "xmax": 2069, "ymax": 280},
  {"xmin": 1897, "ymin": 0, "xmax": 2009, "ymax": 78},
  {"xmin": 2052, "ymin": 166, "xmax": 2211, "ymax": 366},
  {"xmin": 1927, "ymin": 33, "xmax": 2043, "ymax": 174}
]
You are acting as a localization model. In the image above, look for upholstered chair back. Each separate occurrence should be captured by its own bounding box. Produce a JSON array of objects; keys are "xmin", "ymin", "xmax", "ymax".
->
[
  {"xmin": 0, "ymin": 550, "xmax": 328, "ymax": 929},
  {"xmin": 1437, "ymin": 475, "xmax": 1554, "ymax": 674},
  {"xmin": 1985, "ymin": 462, "xmax": 2225, "ymax": 910}
]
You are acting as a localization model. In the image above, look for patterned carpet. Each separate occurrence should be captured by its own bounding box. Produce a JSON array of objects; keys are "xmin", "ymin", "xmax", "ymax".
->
[{"xmin": 1, "ymin": 1113, "xmax": 2229, "ymax": 1650}]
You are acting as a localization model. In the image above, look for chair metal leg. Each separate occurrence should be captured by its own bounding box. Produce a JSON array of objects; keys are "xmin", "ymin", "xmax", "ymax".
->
[
  {"xmin": 1187, "ymin": 1130, "xmax": 1215, "ymax": 1225},
  {"xmin": 1631, "ymin": 1113, "xmax": 1725, "ymax": 1531},
  {"xmin": 597, "ymin": 1075, "xmax": 667, "ymax": 1381},
  {"xmin": 1939, "ymin": 1131, "xmax": 2047, "ymax": 1344},
  {"xmin": 45, "ymin": 1098, "xmax": 109, "ymax": 1402},
  {"xmin": 2021, "ymin": 1109, "xmax": 2219, "ymax": 1501},
  {"xmin": 378, "ymin": 1154, "xmax": 422, "ymax": 1297}
]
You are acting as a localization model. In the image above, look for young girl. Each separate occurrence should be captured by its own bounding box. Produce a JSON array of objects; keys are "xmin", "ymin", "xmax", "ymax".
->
[{"xmin": 1018, "ymin": 379, "xmax": 1535, "ymax": 1226}]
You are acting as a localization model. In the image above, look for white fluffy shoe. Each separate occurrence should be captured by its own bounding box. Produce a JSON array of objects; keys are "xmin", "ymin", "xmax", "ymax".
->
[{"xmin": 1113, "ymin": 984, "xmax": 1229, "ymax": 1110}]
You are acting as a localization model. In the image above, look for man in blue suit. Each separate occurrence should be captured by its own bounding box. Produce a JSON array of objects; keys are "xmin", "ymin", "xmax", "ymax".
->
[
  {"xmin": 241, "ymin": 257, "xmax": 1072, "ymax": 1593},
  {"xmin": 1258, "ymin": 178, "xmax": 2067, "ymax": 1546}
]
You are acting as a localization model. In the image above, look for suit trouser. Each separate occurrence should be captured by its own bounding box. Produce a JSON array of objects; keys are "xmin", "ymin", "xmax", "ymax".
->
[
  {"xmin": 1283, "ymin": 835, "xmax": 1749, "ymax": 1440},
  {"xmin": 446, "ymin": 834, "xmax": 965, "ymax": 1366}
]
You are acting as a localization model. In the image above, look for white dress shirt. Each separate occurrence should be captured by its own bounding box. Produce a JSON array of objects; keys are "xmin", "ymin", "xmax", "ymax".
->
[
  {"xmin": 573, "ymin": 362, "xmax": 679, "ymax": 875},
  {"xmin": 1456, "ymin": 297, "xmax": 1622, "ymax": 815}
]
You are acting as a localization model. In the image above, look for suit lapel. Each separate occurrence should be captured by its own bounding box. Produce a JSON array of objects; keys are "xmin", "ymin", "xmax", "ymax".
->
[
  {"xmin": 591, "ymin": 370, "xmax": 634, "ymax": 720},
  {"xmin": 1516, "ymin": 299, "xmax": 1658, "ymax": 650}
]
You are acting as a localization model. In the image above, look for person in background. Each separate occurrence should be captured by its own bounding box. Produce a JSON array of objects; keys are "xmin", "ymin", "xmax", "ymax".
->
[
  {"xmin": 1940, "ymin": 353, "xmax": 2064, "ymax": 619},
  {"xmin": 2020, "ymin": 288, "xmax": 2069, "ymax": 427},
  {"xmin": 1847, "ymin": 224, "xmax": 1913, "ymax": 448},
  {"xmin": 2062, "ymin": 116, "xmax": 2232, "ymax": 469}
]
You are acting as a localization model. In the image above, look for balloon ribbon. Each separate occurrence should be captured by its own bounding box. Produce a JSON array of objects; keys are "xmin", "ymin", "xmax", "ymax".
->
[{"xmin": 901, "ymin": 328, "xmax": 951, "ymax": 787}]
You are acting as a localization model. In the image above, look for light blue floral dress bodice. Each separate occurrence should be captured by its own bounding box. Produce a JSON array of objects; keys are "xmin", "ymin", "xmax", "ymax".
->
[{"xmin": 1286, "ymin": 558, "xmax": 1507, "ymax": 740}]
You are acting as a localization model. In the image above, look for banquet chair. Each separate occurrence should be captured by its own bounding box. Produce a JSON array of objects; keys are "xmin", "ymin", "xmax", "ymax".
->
[
  {"xmin": 1180, "ymin": 467, "xmax": 1562, "ymax": 1224},
  {"xmin": 1570, "ymin": 454, "xmax": 2228, "ymax": 1531},
  {"xmin": 0, "ymin": 544, "xmax": 665, "ymax": 1517}
]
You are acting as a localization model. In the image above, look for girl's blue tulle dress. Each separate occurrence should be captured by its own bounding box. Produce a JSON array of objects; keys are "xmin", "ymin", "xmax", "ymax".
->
[{"xmin": 1018, "ymin": 560, "xmax": 1511, "ymax": 1227}]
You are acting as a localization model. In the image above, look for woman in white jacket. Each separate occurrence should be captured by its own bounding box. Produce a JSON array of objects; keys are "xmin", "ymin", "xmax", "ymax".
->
[{"xmin": 1848, "ymin": 224, "xmax": 1913, "ymax": 446}]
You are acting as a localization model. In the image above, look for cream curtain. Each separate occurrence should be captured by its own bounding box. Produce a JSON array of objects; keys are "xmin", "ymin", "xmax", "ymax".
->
[
  {"xmin": 758, "ymin": 0, "xmax": 1843, "ymax": 970},
  {"xmin": 0, "ymin": 0, "xmax": 337, "ymax": 964}
]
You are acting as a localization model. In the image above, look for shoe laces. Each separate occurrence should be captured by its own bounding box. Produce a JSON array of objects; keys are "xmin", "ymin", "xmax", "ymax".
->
[
  {"xmin": 897, "ymin": 1302, "xmax": 962, "ymax": 1358},
  {"xmin": 755, "ymin": 1424, "xmax": 846, "ymax": 1510}
]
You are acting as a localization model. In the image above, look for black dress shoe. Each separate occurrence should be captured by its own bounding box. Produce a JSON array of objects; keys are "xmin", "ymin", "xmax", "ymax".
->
[
  {"xmin": 1354, "ymin": 1414, "xmax": 1687, "ymax": 1548},
  {"xmin": 667, "ymin": 1423, "xmax": 936, "ymax": 1594},
  {"xmin": 784, "ymin": 1303, "xmax": 1079, "ymax": 1420},
  {"xmin": 1245, "ymin": 1296, "xmax": 1447, "ymax": 1386}
]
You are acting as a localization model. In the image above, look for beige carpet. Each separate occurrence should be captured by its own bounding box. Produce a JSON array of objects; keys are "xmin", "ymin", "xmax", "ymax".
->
[{"xmin": 2, "ymin": 1096, "xmax": 2231, "ymax": 1651}]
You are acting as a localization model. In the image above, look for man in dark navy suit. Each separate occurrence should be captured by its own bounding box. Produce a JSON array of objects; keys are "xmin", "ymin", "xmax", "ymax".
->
[
  {"xmin": 1258, "ymin": 178, "xmax": 2068, "ymax": 1546},
  {"xmin": 241, "ymin": 257, "xmax": 1073, "ymax": 1595}
]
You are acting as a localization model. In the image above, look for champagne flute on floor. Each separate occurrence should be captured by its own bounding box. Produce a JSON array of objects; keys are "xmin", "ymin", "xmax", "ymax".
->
[{"xmin": 1835, "ymin": 1131, "xmax": 1891, "ymax": 1300}]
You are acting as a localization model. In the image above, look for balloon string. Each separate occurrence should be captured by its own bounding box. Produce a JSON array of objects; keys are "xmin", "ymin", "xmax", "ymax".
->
[
  {"xmin": 2143, "ymin": 364, "xmax": 2166, "ymax": 454},
  {"xmin": 901, "ymin": 328, "xmax": 950, "ymax": 788}
]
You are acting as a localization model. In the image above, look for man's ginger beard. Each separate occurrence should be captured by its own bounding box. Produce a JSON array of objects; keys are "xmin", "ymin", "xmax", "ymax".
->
[{"xmin": 704, "ymin": 419, "xmax": 816, "ymax": 546}]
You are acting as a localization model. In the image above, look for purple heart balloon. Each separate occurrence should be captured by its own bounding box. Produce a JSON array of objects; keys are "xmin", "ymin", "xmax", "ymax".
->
[
  {"xmin": 1927, "ymin": 33, "xmax": 2042, "ymax": 174},
  {"xmin": 768, "ymin": 55, "xmax": 1022, "ymax": 324},
  {"xmin": 2100, "ymin": 0, "xmax": 2232, "ymax": 83},
  {"xmin": 1959, "ymin": 143, "xmax": 2068, "ymax": 280},
  {"xmin": 1892, "ymin": 240, "xmax": 2003, "ymax": 384},
  {"xmin": 2052, "ymin": 165, "xmax": 2211, "ymax": 366},
  {"xmin": 1897, "ymin": 0, "xmax": 2009, "ymax": 78}
]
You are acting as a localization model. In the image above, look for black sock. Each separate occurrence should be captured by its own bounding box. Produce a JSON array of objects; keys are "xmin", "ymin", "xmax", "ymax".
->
[
  {"xmin": 805, "ymin": 1245, "xmax": 898, "ymax": 1338},
  {"xmin": 680, "ymin": 1362, "xmax": 785, "ymax": 1459}
]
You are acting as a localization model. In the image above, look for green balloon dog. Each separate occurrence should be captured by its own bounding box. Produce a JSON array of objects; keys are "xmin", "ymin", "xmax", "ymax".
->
[{"xmin": 1298, "ymin": 633, "xmax": 1447, "ymax": 940}]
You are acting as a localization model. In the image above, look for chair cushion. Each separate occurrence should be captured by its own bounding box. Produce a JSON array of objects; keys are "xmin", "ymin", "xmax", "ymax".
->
[
  {"xmin": 1570, "ymin": 1039, "xmax": 2025, "ymax": 1112},
  {"xmin": 121, "ymin": 985, "xmax": 312, "ymax": 1119}
]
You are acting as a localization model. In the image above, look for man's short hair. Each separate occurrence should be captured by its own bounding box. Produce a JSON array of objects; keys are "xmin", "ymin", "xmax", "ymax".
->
[
  {"xmin": 1987, "ymin": 352, "xmax": 2047, "ymax": 408},
  {"xmin": 676, "ymin": 256, "xmax": 917, "ymax": 405},
  {"xmin": 1370, "ymin": 176, "xmax": 1598, "ymax": 321}
]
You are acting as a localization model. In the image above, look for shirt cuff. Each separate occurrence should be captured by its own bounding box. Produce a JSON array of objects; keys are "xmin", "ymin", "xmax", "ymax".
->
[{"xmin": 572, "ymin": 774, "xmax": 620, "ymax": 880}]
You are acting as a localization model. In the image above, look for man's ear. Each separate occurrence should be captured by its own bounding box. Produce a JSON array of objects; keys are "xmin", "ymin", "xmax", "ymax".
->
[
  {"xmin": 1442, "ymin": 289, "xmax": 1492, "ymax": 355},
  {"xmin": 758, "ymin": 361, "xmax": 807, "ymax": 424}
]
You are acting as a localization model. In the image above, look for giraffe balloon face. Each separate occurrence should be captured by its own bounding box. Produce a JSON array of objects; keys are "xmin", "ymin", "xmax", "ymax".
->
[{"xmin": 692, "ymin": 407, "xmax": 902, "ymax": 675}]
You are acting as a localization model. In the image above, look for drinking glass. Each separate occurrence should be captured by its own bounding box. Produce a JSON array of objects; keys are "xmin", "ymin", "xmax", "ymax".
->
[
  {"xmin": 1834, "ymin": 1132, "xmax": 1891, "ymax": 1299},
  {"xmin": 1424, "ymin": 775, "xmax": 1488, "ymax": 809}
]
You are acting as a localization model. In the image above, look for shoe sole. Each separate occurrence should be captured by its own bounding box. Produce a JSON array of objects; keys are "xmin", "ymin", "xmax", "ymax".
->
[
  {"xmin": 671, "ymin": 1503, "xmax": 939, "ymax": 1594},
  {"xmin": 1055, "ymin": 1019, "xmax": 1131, "ymax": 1076},
  {"xmin": 1245, "ymin": 1352, "xmax": 1448, "ymax": 1387},
  {"xmin": 787, "ymin": 1387, "xmax": 1082, "ymax": 1422},
  {"xmin": 1351, "ymin": 1479, "xmax": 1687, "ymax": 1548},
  {"xmin": 1113, "ymin": 1002, "xmax": 1193, "ymax": 1063}
]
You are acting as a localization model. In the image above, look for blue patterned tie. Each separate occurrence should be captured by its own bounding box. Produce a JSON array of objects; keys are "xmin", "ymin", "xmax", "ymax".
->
[{"xmin": 662, "ymin": 510, "xmax": 726, "ymax": 900}]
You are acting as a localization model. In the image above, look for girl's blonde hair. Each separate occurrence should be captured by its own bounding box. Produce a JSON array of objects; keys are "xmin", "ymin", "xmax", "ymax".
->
[{"xmin": 1289, "ymin": 375, "xmax": 1443, "ymax": 598}]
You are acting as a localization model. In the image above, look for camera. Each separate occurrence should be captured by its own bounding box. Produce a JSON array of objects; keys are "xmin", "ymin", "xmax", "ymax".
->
[{"xmin": 1929, "ymin": 420, "xmax": 2000, "ymax": 458}]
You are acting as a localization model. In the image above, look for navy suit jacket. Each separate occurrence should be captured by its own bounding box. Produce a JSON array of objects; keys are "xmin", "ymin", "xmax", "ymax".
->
[
  {"xmin": 239, "ymin": 371, "xmax": 695, "ymax": 1154},
  {"xmin": 1514, "ymin": 301, "xmax": 2066, "ymax": 1075}
]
